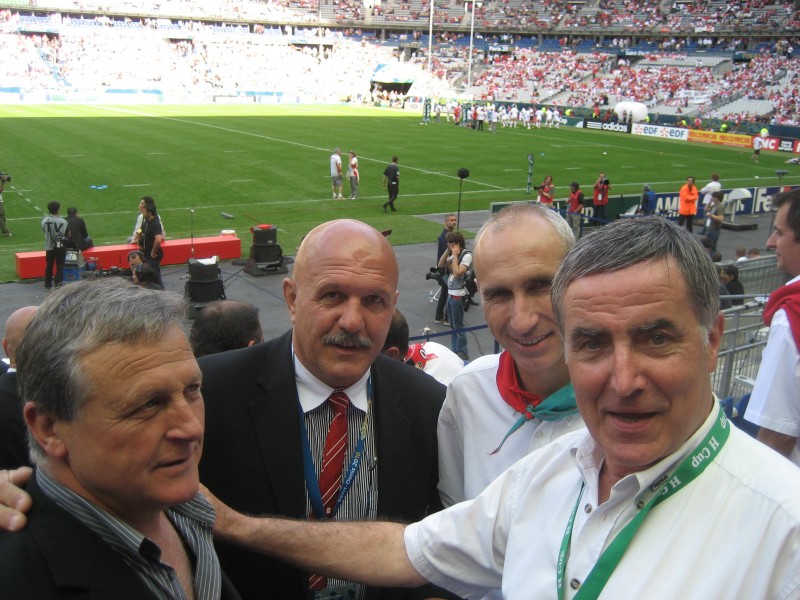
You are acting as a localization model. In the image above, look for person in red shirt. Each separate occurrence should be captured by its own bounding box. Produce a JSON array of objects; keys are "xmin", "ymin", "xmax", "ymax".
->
[
  {"xmin": 678, "ymin": 176, "xmax": 699, "ymax": 232},
  {"xmin": 537, "ymin": 175, "xmax": 555, "ymax": 207},
  {"xmin": 593, "ymin": 172, "xmax": 609, "ymax": 222},
  {"xmin": 567, "ymin": 181, "xmax": 585, "ymax": 231}
]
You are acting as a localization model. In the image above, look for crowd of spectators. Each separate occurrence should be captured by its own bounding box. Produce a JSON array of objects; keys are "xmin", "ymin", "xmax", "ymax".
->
[
  {"xmin": 3, "ymin": 0, "xmax": 800, "ymax": 123},
  {"xmin": 2, "ymin": 0, "xmax": 800, "ymax": 33},
  {"xmin": 472, "ymin": 49, "xmax": 610, "ymax": 103}
]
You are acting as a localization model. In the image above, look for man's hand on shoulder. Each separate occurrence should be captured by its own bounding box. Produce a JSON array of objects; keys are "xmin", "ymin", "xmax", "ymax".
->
[{"xmin": 0, "ymin": 467, "xmax": 33, "ymax": 532}]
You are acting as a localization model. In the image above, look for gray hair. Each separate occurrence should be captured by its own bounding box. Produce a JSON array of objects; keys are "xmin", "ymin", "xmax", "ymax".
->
[
  {"xmin": 551, "ymin": 216, "xmax": 720, "ymax": 330},
  {"xmin": 16, "ymin": 278, "xmax": 186, "ymax": 463},
  {"xmin": 475, "ymin": 202, "xmax": 575, "ymax": 255}
]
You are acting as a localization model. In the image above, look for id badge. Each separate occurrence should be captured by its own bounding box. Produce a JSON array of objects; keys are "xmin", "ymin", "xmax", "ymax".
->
[{"xmin": 310, "ymin": 584, "xmax": 358, "ymax": 600}]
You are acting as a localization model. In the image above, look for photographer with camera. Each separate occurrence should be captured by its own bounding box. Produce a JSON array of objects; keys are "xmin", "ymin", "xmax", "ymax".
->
[
  {"xmin": 40, "ymin": 201, "xmax": 69, "ymax": 291},
  {"xmin": 0, "ymin": 172, "xmax": 11, "ymax": 237},
  {"xmin": 437, "ymin": 230, "xmax": 472, "ymax": 361},
  {"xmin": 432, "ymin": 214, "xmax": 457, "ymax": 324},
  {"xmin": 536, "ymin": 175, "xmax": 555, "ymax": 207}
]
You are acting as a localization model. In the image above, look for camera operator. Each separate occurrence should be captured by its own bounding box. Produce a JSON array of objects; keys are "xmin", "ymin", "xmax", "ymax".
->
[
  {"xmin": 433, "ymin": 214, "xmax": 457, "ymax": 324},
  {"xmin": 438, "ymin": 230, "xmax": 471, "ymax": 361},
  {"xmin": 536, "ymin": 175, "xmax": 555, "ymax": 207},
  {"xmin": 118, "ymin": 250, "xmax": 144, "ymax": 281},
  {"xmin": 41, "ymin": 201, "xmax": 69, "ymax": 291},
  {"xmin": 0, "ymin": 173, "xmax": 11, "ymax": 237}
]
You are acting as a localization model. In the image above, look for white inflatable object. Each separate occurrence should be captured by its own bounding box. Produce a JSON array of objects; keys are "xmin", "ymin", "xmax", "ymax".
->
[{"xmin": 614, "ymin": 101, "xmax": 648, "ymax": 122}]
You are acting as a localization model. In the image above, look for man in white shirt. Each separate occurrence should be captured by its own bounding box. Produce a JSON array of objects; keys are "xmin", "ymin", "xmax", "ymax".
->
[
  {"xmin": 438, "ymin": 203, "xmax": 584, "ymax": 509},
  {"xmin": 698, "ymin": 173, "xmax": 721, "ymax": 233},
  {"xmin": 751, "ymin": 133, "xmax": 766, "ymax": 162},
  {"xmin": 330, "ymin": 148, "xmax": 343, "ymax": 200},
  {"xmin": 184, "ymin": 217, "xmax": 800, "ymax": 600},
  {"xmin": 381, "ymin": 309, "xmax": 464, "ymax": 386},
  {"xmin": 745, "ymin": 188, "xmax": 800, "ymax": 466}
]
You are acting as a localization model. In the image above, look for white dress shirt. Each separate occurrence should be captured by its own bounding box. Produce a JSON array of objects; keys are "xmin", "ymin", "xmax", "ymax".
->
[
  {"xmin": 745, "ymin": 273, "xmax": 800, "ymax": 466},
  {"xmin": 438, "ymin": 353, "xmax": 584, "ymax": 507},
  {"xmin": 408, "ymin": 406, "xmax": 800, "ymax": 600}
]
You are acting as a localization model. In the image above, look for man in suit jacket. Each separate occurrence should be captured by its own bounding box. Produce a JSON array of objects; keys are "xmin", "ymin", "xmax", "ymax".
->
[
  {"xmin": 3, "ymin": 476, "xmax": 241, "ymax": 599},
  {"xmin": 64, "ymin": 206, "xmax": 91, "ymax": 251},
  {"xmin": 0, "ymin": 306, "xmax": 37, "ymax": 470},
  {"xmin": 199, "ymin": 219, "xmax": 452, "ymax": 600},
  {"xmin": 0, "ymin": 280, "xmax": 240, "ymax": 600}
]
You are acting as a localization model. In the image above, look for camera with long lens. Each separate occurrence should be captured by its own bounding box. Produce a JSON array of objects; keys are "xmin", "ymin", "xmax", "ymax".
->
[
  {"xmin": 0, "ymin": 172, "xmax": 11, "ymax": 182},
  {"xmin": 425, "ymin": 266, "xmax": 445, "ymax": 286}
]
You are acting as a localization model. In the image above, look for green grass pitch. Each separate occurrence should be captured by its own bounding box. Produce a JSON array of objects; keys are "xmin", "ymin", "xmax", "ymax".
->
[{"xmin": 0, "ymin": 103, "xmax": 794, "ymax": 282}]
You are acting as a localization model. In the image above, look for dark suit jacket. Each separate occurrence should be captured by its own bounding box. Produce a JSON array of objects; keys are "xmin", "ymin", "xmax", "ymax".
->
[
  {"xmin": 65, "ymin": 215, "xmax": 90, "ymax": 251},
  {"xmin": 0, "ymin": 475, "xmax": 242, "ymax": 599},
  {"xmin": 198, "ymin": 330, "xmax": 449, "ymax": 600},
  {"xmin": 0, "ymin": 371, "xmax": 31, "ymax": 470}
]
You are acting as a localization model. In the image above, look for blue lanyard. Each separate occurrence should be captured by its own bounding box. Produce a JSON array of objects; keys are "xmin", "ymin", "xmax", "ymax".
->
[{"xmin": 299, "ymin": 377, "xmax": 372, "ymax": 520}]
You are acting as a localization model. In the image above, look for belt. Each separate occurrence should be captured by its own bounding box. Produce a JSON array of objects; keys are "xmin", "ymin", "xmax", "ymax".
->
[{"xmin": 449, "ymin": 294, "xmax": 464, "ymax": 300}]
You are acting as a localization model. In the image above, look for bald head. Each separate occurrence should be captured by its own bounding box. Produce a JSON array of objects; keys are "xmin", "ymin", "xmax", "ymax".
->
[
  {"xmin": 3, "ymin": 306, "xmax": 38, "ymax": 366},
  {"xmin": 471, "ymin": 204, "xmax": 574, "ymax": 397},
  {"xmin": 473, "ymin": 203, "xmax": 574, "ymax": 278},
  {"xmin": 293, "ymin": 219, "xmax": 399, "ymax": 287},
  {"xmin": 284, "ymin": 219, "xmax": 399, "ymax": 388}
]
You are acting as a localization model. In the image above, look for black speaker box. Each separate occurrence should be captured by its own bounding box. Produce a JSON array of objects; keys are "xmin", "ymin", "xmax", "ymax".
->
[
  {"xmin": 186, "ymin": 280, "xmax": 223, "ymax": 303},
  {"xmin": 251, "ymin": 244, "xmax": 282, "ymax": 264},
  {"xmin": 187, "ymin": 258, "xmax": 219, "ymax": 282},
  {"xmin": 252, "ymin": 227, "xmax": 277, "ymax": 245}
]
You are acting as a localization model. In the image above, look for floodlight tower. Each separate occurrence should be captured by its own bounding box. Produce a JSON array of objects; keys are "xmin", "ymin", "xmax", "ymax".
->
[{"xmin": 466, "ymin": 0, "xmax": 482, "ymax": 89}]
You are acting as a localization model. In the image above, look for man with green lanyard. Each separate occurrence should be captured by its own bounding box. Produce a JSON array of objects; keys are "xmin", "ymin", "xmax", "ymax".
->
[
  {"xmin": 438, "ymin": 203, "xmax": 584, "ymax": 510},
  {"xmin": 6, "ymin": 218, "xmax": 800, "ymax": 599}
]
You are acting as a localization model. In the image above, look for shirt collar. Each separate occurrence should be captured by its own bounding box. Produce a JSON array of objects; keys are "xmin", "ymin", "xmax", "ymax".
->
[
  {"xmin": 572, "ymin": 395, "xmax": 719, "ymax": 499},
  {"xmin": 293, "ymin": 345, "xmax": 370, "ymax": 413},
  {"xmin": 36, "ymin": 467, "xmax": 214, "ymax": 555}
]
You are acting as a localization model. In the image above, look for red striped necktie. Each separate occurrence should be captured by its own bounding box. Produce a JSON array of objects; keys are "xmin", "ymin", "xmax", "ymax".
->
[{"xmin": 309, "ymin": 390, "xmax": 350, "ymax": 591}]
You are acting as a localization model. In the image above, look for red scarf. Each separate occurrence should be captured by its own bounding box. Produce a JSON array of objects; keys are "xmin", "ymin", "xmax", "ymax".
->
[
  {"xmin": 496, "ymin": 350, "xmax": 540, "ymax": 417},
  {"xmin": 763, "ymin": 280, "xmax": 800, "ymax": 351}
]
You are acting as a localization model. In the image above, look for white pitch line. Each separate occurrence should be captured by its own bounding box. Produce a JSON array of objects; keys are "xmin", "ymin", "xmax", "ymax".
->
[
  {"xmin": 91, "ymin": 105, "xmax": 505, "ymax": 187},
  {"xmin": 147, "ymin": 152, "xmax": 166, "ymax": 155},
  {"xmin": 121, "ymin": 183, "xmax": 151, "ymax": 187},
  {"xmin": 223, "ymin": 150, "xmax": 247, "ymax": 153}
]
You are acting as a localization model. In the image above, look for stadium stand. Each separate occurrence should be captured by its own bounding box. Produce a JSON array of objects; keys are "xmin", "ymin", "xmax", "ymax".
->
[{"xmin": 1, "ymin": 0, "xmax": 800, "ymax": 125}]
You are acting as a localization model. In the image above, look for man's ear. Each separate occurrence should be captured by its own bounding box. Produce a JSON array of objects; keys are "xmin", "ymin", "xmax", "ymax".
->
[
  {"xmin": 23, "ymin": 402, "xmax": 67, "ymax": 459},
  {"xmin": 706, "ymin": 312, "xmax": 726, "ymax": 373},
  {"xmin": 282, "ymin": 278, "xmax": 298, "ymax": 325},
  {"xmin": 383, "ymin": 346, "xmax": 402, "ymax": 361}
]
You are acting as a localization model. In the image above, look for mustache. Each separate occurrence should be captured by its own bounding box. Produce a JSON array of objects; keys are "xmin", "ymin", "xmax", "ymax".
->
[{"xmin": 322, "ymin": 332, "xmax": 373, "ymax": 348}]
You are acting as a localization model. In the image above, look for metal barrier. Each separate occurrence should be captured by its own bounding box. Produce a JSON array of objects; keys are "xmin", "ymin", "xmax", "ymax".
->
[
  {"xmin": 712, "ymin": 300, "xmax": 769, "ymax": 399},
  {"xmin": 719, "ymin": 255, "xmax": 786, "ymax": 300}
]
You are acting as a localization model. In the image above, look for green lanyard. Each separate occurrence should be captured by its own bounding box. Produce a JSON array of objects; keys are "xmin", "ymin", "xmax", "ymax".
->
[{"xmin": 557, "ymin": 404, "xmax": 730, "ymax": 600}]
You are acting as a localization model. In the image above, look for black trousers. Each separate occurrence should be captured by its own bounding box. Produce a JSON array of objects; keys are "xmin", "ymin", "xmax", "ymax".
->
[
  {"xmin": 44, "ymin": 249, "xmax": 66, "ymax": 289},
  {"xmin": 436, "ymin": 280, "xmax": 448, "ymax": 321},
  {"xmin": 678, "ymin": 214, "xmax": 694, "ymax": 233}
]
